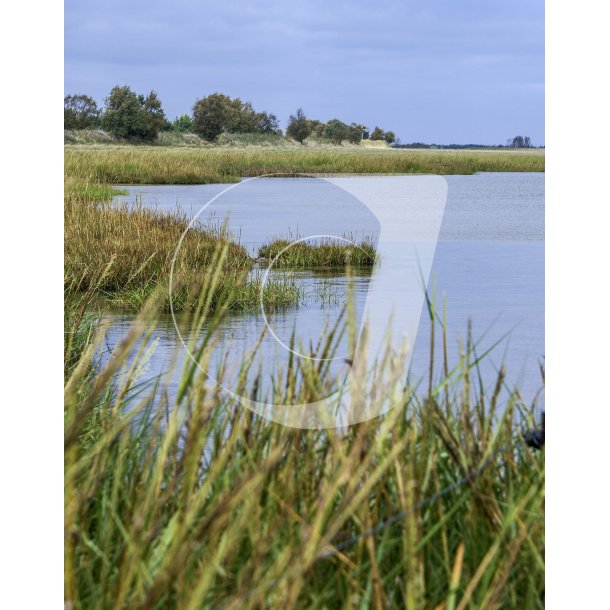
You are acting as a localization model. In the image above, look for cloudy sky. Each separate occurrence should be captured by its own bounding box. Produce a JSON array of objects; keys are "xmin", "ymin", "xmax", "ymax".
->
[{"xmin": 65, "ymin": 0, "xmax": 544, "ymax": 145}]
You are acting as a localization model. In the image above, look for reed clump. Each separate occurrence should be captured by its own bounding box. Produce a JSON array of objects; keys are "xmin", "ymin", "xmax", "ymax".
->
[
  {"xmin": 64, "ymin": 196, "xmax": 307, "ymax": 312},
  {"xmin": 64, "ymin": 276, "xmax": 544, "ymax": 609},
  {"xmin": 259, "ymin": 237, "xmax": 377, "ymax": 268}
]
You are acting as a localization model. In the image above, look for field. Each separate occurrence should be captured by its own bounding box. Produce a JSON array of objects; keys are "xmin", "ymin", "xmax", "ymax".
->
[
  {"xmin": 64, "ymin": 145, "xmax": 544, "ymax": 609},
  {"xmin": 65, "ymin": 145, "xmax": 544, "ymax": 186}
]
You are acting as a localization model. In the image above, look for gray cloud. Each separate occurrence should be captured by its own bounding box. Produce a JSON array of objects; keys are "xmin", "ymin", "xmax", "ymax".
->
[{"xmin": 65, "ymin": 0, "xmax": 544, "ymax": 144}]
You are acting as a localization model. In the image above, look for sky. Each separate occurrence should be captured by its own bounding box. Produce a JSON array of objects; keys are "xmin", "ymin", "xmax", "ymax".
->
[{"xmin": 64, "ymin": 0, "xmax": 544, "ymax": 145}]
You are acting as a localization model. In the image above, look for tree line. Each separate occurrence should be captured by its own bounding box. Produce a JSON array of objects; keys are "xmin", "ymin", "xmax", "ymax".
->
[
  {"xmin": 393, "ymin": 137, "xmax": 538, "ymax": 150},
  {"xmin": 64, "ymin": 86, "xmax": 397, "ymax": 144}
]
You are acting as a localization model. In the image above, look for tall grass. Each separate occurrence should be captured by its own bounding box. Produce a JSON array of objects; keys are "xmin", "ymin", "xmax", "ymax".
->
[
  {"xmin": 258, "ymin": 237, "xmax": 377, "ymax": 268},
  {"xmin": 64, "ymin": 267, "xmax": 544, "ymax": 609},
  {"xmin": 64, "ymin": 196, "xmax": 310, "ymax": 312},
  {"xmin": 64, "ymin": 154, "xmax": 543, "ymax": 607},
  {"xmin": 65, "ymin": 192, "xmax": 380, "ymax": 312},
  {"xmin": 65, "ymin": 146, "xmax": 545, "ymax": 186}
]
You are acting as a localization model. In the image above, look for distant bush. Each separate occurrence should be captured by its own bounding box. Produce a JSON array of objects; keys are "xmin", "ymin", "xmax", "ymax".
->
[
  {"xmin": 321, "ymin": 119, "xmax": 364, "ymax": 144},
  {"xmin": 286, "ymin": 108, "xmax": 312, "ymax": 143},
  {"xmin": 170, "ymin": 114, "xmax": 193, "ymax": 133},
  {"xmin": 192, "ymin": 93, "xmax": 281, "ymax": 141},
  {"xmin": 508, "ymin": 135, "xmax": 533, "ymax": 148},
  {"xmin": 64, "ymin": 94, "xmax": 101, "ymax": 129},
  {"xmin": 101, "ymin": 86, "xmax": 166, "ymax": 141},
  {"xmin": 370, "ymin": 126, "xmax": 396, "ymax": 144}
]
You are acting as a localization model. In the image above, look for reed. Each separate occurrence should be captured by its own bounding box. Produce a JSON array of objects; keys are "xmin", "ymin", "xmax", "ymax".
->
[
  {"xmin": 64, "ymin": 196, "xmax": 308, "ymax": 312},
  {"xmin": 65, "ymin": 146, "xmax": 545, "ymax": 186},
  {"xmin": 258, "ymin": 237, "xmax": 377, "ymax": 268},
  {"xmin": 64, "ymin": 154, "xmax": 543, "ymax": 607},
  {"xmin": 64, "ymin": 273, "xmax": 544, "ymax": 609}
]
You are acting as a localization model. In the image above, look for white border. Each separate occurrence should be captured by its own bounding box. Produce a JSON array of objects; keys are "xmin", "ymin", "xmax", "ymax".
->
[
  {"xmin": 546, "ymin": 1, "xmax": 610, "ymax": 607},
  {"xmin": 2, "ymin": 0, "xmax": 63, "ymax": 606}
]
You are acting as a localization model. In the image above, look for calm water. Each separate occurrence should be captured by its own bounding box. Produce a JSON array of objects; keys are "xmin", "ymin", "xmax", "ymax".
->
[{"xmin": 107, "ymin": 173, "xmax": 544, "ymax": 408}]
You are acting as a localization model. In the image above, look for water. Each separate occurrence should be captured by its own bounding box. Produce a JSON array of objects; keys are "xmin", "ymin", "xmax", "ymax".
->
[{"xmin": 107, "ymin": 172, "xmax": 544, "ymax": 408}]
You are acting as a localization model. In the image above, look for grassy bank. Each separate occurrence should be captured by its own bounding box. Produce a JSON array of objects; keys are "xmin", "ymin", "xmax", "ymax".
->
[
  {"xmin": 65, "ymin": 196, "xmax": 379, "ymax": 312},
  {"xmin": 65, "ymin": 146, "xmax": 544, "ymax": 186},
  {"xmin": 65, "ymin": 283, "xmax": 544, "ymax": 609},
  {"xmin": 64, "ymin": 197, "xmax": 303, "ymax": 312}
]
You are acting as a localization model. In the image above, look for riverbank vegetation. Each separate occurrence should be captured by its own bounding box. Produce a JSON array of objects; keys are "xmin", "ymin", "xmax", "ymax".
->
[
  {"xmin": 65, "ymin": 146, "xmax": 544, "ymax": 188},
  {"xmin": 64, "ymin": 192, "xmax": 379, "ymax": 312},
  {"xmin": 65, "ymin": 269, "xmax": 545, "ymax": 609},
  {"xmin": 64, "ymin": 143, "xmax": 544, "ymax": 608}
]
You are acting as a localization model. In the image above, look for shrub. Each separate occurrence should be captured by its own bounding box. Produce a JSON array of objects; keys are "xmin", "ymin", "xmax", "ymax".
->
[
  {"xmin": 286, "ymin": 108, "xmax": 312, "ymax": 143},
  {"xmin": 171, "ymin": 114, "xmax": 193, "ymax": 132}
]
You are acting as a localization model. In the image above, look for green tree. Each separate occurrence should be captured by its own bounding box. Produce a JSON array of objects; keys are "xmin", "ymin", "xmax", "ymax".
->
[
  {"xmin": 232, "ymin": 100, "xmax": 259, "ymax": 133},
  {"xmin": 171, "ymin": 114, "xmax": 193, "ymax": 132},
  {"xmin": 142, "ymin": 91, "xmax": 166, "ymax": 139},
  {"xmin": 286, "ymin": 108, "xmax": 312, "ymax": 143},
  {"xmin": 322, "ymin": 119, "xmax": 349, "ymax": 144},
  {"xmin": 383, "ymin": 130, "xmax": 396, "ymax": 144},
  {"xmin": 192, "ymin": 94, "xmax": 284, "ymax": 139},
  {"xmin": 308, "ymin": 120, "xmax": 326, "ymax": 138},
  {"xmin": 370, "ymin": 126, "xmax": 385, "ymax": 141},
  {"xmin": 64, "ymin": 94, "xmax": 100, "ymax": 129},
  {"xmin": 257, "ymin": 111, "xmax": 281, "ymax": 134},
  {"xmin": 192, "ymin": 93, "xmax": 240, "ymax": 141},
  {"xmin": 347, "ymin": 123, "xmax": 364, "ymax": 144},
  {"xmin": 102, "ymin": 86, "xmax": 145, "ymax": 138},
  {"xmin": 101, "ymin": 86, "xmax": 166, "ymax": 140}
]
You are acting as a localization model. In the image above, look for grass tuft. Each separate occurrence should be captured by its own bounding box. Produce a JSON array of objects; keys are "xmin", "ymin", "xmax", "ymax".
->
[{"xmin": 258, "ymin": 237, "xmax": 377, "ymax": 268}]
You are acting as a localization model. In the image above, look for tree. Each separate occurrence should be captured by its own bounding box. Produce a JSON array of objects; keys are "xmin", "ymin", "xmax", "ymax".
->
[
  {"xmin": 308, "ymin": 120, "xmax": 326, "ymax": 138},
  {"xmin": 347, "ymin": 123, "xmax": 365, "ymax": 144},
  {"xmin": 510, "ymin": 135, "xmax": 532, "ymax": 148},
  {"xmin": 193, "ymin": 94, "xmax": 284, "ymax": 139},
  {"xmin": 286, "ymin": 108, "xmax": 312, "ymax": 143},
  {"xmin": 192, "ymin": 93, "xmax": 240, "ymax": 141},
  {"xmin": 64, "ymin": 94, "xmax": 100, "ymax": 129},
  {"xmin": 383, "ymin": 131, "xmax": 396, "ymax": 144},
  {"xmin": 101, "ymin": 86, "xmax": 166, "ymax": 140},
  {"xmin": 102, "ymin": 86, "xmax": 145, "ymax": 138},
  {"xmin": 370, "ymin": 126, "xmax": 385, "ymax": 141},
  {"xmin": 142, "ymin": 91, "xmax": 166, "ymax": 139},
  {"xmin": 257, "ymin": 111, "xmax": 281, "ymax": 134},
  {"xmin": 232, "ymin": 100, "xmax": 259, "ymax": 133},
  {"xmin": 171, "ymin": 114, "xmax": 193, "ymax": 132},
  {"xmin": 322, "ymin": 119, "xmax": 349, "ymax": 144}
]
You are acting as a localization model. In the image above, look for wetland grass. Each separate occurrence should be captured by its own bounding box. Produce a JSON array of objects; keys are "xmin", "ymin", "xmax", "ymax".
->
[
  {"xmin": 64, "ymin": 196, "xmax": 304, "ymax": 312},
  {"xmin": 64, "ymin": 185, "xmax": 378, "ymax": 312},
  {"xmin": 64, "ymin": 274, "xmax": 545, "ymax": 610},
  {"xmin": 65, "ymin": 145, "xmax": 545, "ymax": 187},
  {"xmin": 258, "ymin": 237, "xmax": 377, "ymax": 268},
  {"xmin": 64, "ymin": 153, "xmax": 543, "ymax": 608}
]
